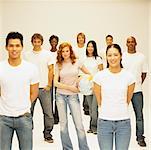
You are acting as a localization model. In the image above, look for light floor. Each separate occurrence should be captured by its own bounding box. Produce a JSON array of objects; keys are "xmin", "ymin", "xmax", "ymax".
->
[{"xmin": 11, "ymin": 96, "xmax": 150, "ymax": 150}]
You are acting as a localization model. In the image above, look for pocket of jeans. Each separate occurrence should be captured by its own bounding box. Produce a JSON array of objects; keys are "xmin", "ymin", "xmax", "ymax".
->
[
  {"xmin": 24, "ymin": 113, "xmax": 32, "ymax": 118},
  {"xmin": 0, "ymin": 115, "xmax": 4, "ymax": 119}
]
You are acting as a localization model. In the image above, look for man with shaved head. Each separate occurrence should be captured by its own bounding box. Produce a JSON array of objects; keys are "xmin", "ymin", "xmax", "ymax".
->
[{"xmin": 122, "ymin": 36, "xmax": 148, "ymax": 147}]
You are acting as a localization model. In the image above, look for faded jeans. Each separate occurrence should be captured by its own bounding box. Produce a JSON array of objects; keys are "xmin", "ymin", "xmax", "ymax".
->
[
  {"xmin": 85, "ymin": 94, "xmax": 98, "ymax": 132},
  {"xmin": 0, "ymin": 113, "xmax": 33, "ymax": 150},
  {"xmin": 131, "ymin": 92, "xmax": 145, "ymax": 141},
  {"xmin": 56, "ymin": 93, "xmax": 89, "ymax": 150},
  {"xmin": 31, "ymin": 88, "xmax": 54, "ymax": 138},
  {"xmin": 97, "ymin": 119, "xmax": 131, "ymax": 150}
]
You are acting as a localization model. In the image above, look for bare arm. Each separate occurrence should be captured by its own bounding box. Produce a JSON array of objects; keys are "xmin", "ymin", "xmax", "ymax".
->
[
  {"xmin": 54, "ymin": 70, "xmax": 79, "ymax": 93},
  {"xmin": 141, "ymin": 73, "xmax": 147, "ymax": 84},
  {"xmin": 98, "ymin": 64, "xmax": 103, "ymax": 71},
  {"xmin": 80, "ymin": 65, "xmax": 91, "ymax": 75},
  {"xmin": 43, "ymin": 64, "xmax": 54, "ymax": 91},
  {"xmin": 93, "ymin": 82, "xmax": 102, "ymax": 107},
  {"xmin": 127, "ymin": 83, "xmax": 135, "ymax": 105},
  {"xmin": 30, "ymin": 83, "xmax": 39, "ymax": 103}
]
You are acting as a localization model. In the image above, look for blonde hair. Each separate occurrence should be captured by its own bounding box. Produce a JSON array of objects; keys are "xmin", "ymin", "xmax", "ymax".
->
[{"xmin": 77, "ymin": 32, "xmax": 86, "ymax": 43}]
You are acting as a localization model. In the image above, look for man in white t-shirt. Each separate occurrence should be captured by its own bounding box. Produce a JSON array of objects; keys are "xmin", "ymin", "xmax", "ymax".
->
[
  {"xmin": 24, "ymin": 33, "xmax": 54, "ymax": 143},
  {"xmin": 122, "ymin": 36, "xmax": 148, "ymax": 147},
  {"xmin": 99, "ymin": 35, "xmax": 113, "ymax": 68},
  {"xmin": 0, "ymin": 32, "xmax": 39, "ymax": 150}
]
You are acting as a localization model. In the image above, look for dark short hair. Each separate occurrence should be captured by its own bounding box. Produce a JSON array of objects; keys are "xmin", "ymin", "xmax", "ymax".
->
[
  {"xmin": 6, "ymin": 32, "xmax": 23, "ymax": 47},
  {"xmin": 49, "ymin": 35, "xmax": 59, "ymax": 43},
  {"xmin": 106, "ymin": 34, "xmax": 113, "ymax": 40}
]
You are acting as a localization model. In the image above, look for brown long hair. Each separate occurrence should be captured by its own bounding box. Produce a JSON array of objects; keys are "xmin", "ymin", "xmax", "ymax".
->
[{"xmin": 56, "ymin": 42, "xmax": 76, "ymax": 68}]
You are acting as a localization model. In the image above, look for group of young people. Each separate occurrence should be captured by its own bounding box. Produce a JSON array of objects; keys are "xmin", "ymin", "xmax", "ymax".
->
[{"xmin": 0, "ymin": 31, "xmax": 148, "ymax": 150}]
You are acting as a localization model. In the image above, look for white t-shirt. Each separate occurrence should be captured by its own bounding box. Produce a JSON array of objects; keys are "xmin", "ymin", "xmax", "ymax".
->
[
  {"xmin": 24, "ymin": 49, "xmax": 54, "ymax": 88},
  {"xmin": 0, "ymin": 60, "xmax": 39, "ymax": 117},
  {"xmin": 49, "ymin": 50, "xmax": 57, "ymax": 63},
  {"xmin": 93, "ymin": 68, "xmax": 135, "ymax": 120},
  {"xmin": 74, "ymin": 45, "xmax": 86, "ymax": 63},
  {"xmin": 98, "ymin": 46, "xmax": 107, "ymax": 68},
  {"xmin": 73, "ymin": 45, "xmax": 86, "ymax": 76},
  {"xmin": 83, "ymin": 56, "xmax": 103, "ymax": 76},
  {"xmin": 122, "ymin": 51, "xmax": 148, "ymax": 93}
]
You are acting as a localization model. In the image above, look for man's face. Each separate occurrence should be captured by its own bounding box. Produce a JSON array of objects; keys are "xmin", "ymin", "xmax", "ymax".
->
[
  {"xmin": 6, "ymin": 39, "xmax": 23, "ymax": 59},
  {"xmin": 32, "ymin": 38, "xmax": 42, "ymax": 49},
  {"xmin": 106, "ymin": 37, "xmax": 113, "ymax": 46},
  {"xmin": 126, "ymin": 37, "xmax": 137, "ymax": 52}
]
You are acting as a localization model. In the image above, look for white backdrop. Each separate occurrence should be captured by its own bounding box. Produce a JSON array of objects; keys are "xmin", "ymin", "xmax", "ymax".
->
[
  {"xmin": 0, "ymin": 0, "xmax": 149, "ymax": 94},
  {"xmin": 0, "ymin": 0, "xmax": 149, "ymax": 57},
  {"xmin": 0, "ymin": 0, "xmax": 150, "ymax": 149}
]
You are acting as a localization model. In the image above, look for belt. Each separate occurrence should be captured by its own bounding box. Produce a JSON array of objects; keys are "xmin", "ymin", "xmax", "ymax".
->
[{"xmin": 17, "ymin": 112, "xmax": 31, "ymax": 118}]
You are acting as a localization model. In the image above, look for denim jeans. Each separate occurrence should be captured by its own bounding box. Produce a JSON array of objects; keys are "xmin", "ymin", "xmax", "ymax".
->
[
  {"xmin": 0, "ymin": 113, "xmax": 33, "ymax": 150},
  {"xmin": 31, "ymin": 89, "xmax": 54, "ymax": 138},
  {"xmin": 56, "ymin": 93, "xmax": 89, "ymax": 150},
  {"xmin": 131, "ymin": 92, "xmax": 145, "ymax": 141},
  {"xmin": 85, "ymin": 94, "xmax": 98, "ymax": 132},
  {"xmin": 97, "ymin": 119, "xmax": 131, "ymax": 150},
  {"xmin": 51, "ymin": 84, "xmax": 59, "ymax": 122},
  {"xmin": 83, "ymin": 95, "xmax": 89, "ymax": 112}
]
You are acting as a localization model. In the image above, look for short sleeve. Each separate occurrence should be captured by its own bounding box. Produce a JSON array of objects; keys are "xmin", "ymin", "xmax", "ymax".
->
[
  {"xmin": 47, "ymin": 52, "xmax": 55, "ymax": 66},
  {"xmin": 127, "ymin": 71, "xmax": 136, "ymax": 86},
  {"xmin": 93, "ymin": 71, "xmax": 102, "ymax": 86},
  {"xmin": 97, "ymin": 56, "xmax": 103, "ymax": 65},
  {"xmin": 142, "ymin": 55, "xmax": 148, "ymax": 73},
  {"xmin": 30, "ymin": 65, "xmax": 39, "ymax": 85}
]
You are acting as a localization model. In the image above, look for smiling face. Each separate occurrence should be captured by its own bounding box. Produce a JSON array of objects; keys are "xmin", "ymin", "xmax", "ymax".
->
[
  {"xmin": 50, "ymin": 38, "xmax": 58, "ymax": 48},
  {"xmin": 61, "ymin": 46, "xmax": 71, "ymax": 60},
  {"xmin": 87, "ymin": 42, "xmax": 94, "ymax": 56},
  {"xmin": 106, "ymin": 36, "xmax": 113, "ymax": 46},
  {"xmin": 32, "ymin": 38, "xmax": 43, "ymax": 49},
  {"xmin": 106, "ymin": 47, "xmax": 122, "ymax": 68},
  {"xmin": 126, "ymin": 37, "xmax": 137, "ymax": 53},
  {"xmin": 6, "ymin": 39, "xmax": 23, "ymax": 60}
]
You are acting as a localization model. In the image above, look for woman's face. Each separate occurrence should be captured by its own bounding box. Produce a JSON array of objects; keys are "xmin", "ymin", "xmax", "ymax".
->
[
  {"xmin": 77, "ymin": 35, "xmax": 85, "ymax": 44},
  {"xmin": 50, "ymin": 38, "xmax": 58, "ymax": 48},
  {"xmin": 62, "ymin": 46, "xmax": 70, "ymax": 60},
  {"xmin": 106, "ymin": 47, "xmax": 121, "ymax": 68},
  {"xmin": 87, "ymin": 42, "xmax": 94, "ymax": 56}
]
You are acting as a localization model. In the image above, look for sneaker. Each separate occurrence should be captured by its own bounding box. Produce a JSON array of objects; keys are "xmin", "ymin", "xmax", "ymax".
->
[
  {"xmin": 44, "ymin": 137, "xmax": 54, "ymax": 143},
  {"xmin": 87, "ymin": 129, "xmax": 93, "ymax": 133},
  {"xmin": 137, "ymin": 139, "xmax": 146, "ymax": 147},
  {"xmin": 84, "ymin": 111, "xmax": 89, "ymax": 115},
  {"xmin": 93, "ymin": 131, "xmax": 97, "ymax": 135},
  {"xmin": 54, "ymin": 119, "xmax": 59, "ymax": 125}
]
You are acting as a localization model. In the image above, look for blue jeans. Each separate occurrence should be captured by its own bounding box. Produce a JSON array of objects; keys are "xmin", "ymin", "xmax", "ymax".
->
[
  {"xmin": 131, "ymin": 92, "xmax": 145, "ymax": 141},
  {"xmin": 0, "ymin": 113, "xmax": 33, "ymax": 150},
  {"xmin": 56, "ymin": 93, "xmax": 89, "ymax": 150},
  {"xmin": 85, "ymin": 94, "xmax": 98, "ymax": 132},
  {"xmin": 31, "ymin": 89, "xmax": 54, "ymax": 138},
  {"xmin": 97, "ymin": 119, "xmax": 131, "ymax": 150}
]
